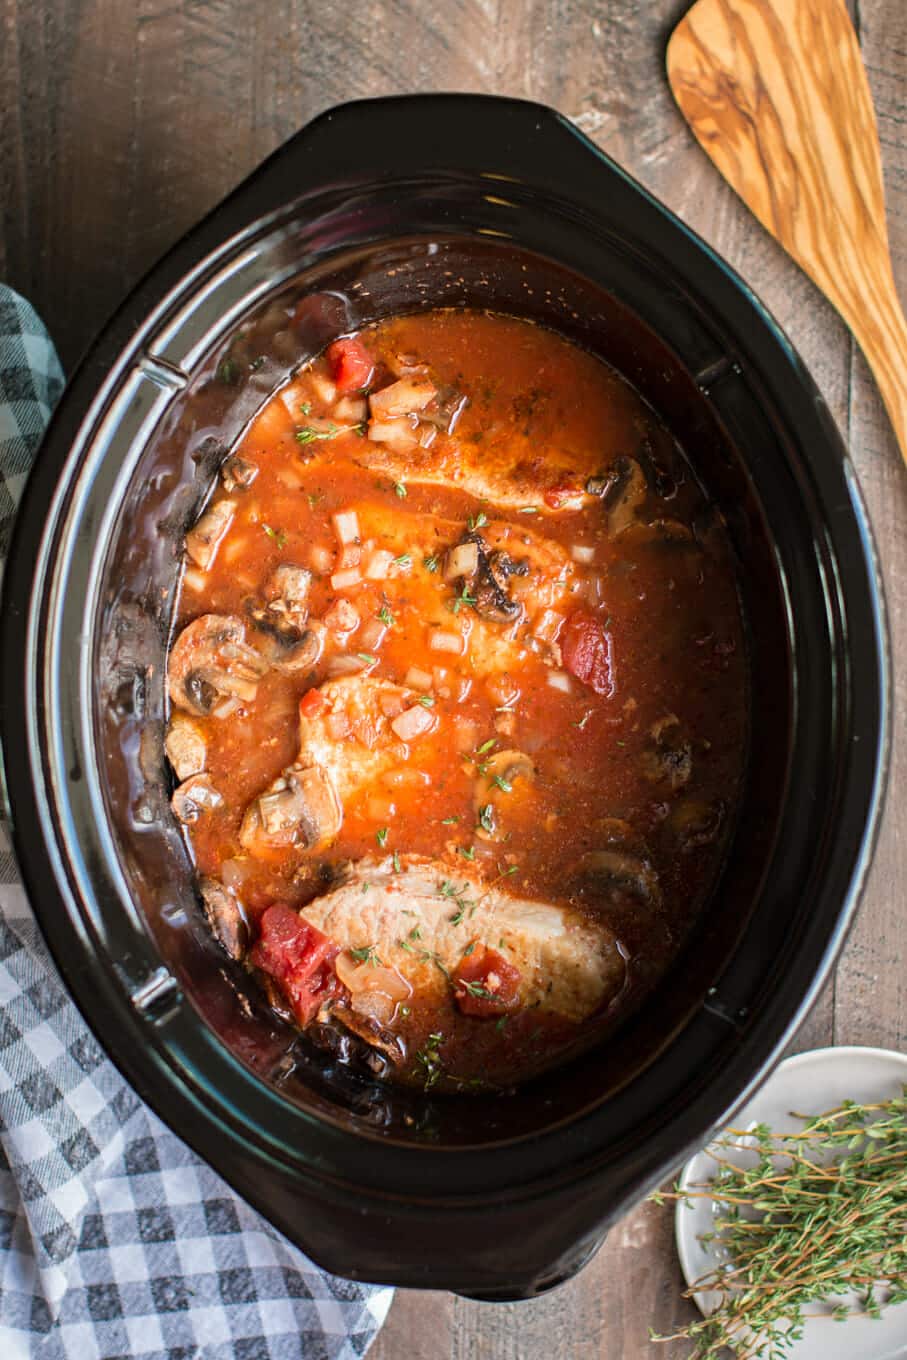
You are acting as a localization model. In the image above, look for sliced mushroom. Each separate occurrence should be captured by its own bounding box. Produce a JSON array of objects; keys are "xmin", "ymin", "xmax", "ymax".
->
[
  {"xmin": 669, "ymin": 797, "xmax": 725, "ymax": 850},
  {"xmin": 168, "ymin": 614, "xmax": 269, "ymax": 717},
  {"xmin": 447, "ymin": 531, "xmax": 528, "ymax": 625},
  {"xmin": 185, "ymin": 498, "xmax": 236, "ymax": 569},
  {"xmin": 575, "ymin": 818, "xmax": 662, "ymax": 908},
  {"xmin": 246, "ymin": 600, "xmax": 307, "ymax": 648},
  {"xmin": 240, "ymin": 762, "xmax": 342, "ymax": 855},
  {"xmin": 577, "ymin": 849, "xmax": 662, "ymax": 907},
  {"xmin": 171, "ymin": 773, "xmax": 223, "ymax": 824},
  {"xmin": 641, "ymin": 714, "xmax": 693, "ymax": 791},
  {"xmin": 603, "ymin": 456, "xmax": 647, "ymax": 536},
  {"xmin": 421, "ymin": 387, "xmax": 469, "ymax": 434},
  {"xmin": 271, "ymin": 620, "xmax": 326, "ymax": 676},
  {"xmin": 621, "ymin": 518, "xmax": 695, "ymax": 548},
  {"xmin": 200, "ymin": 877, "xmax": 248, "ymax": 960},
  {"xmin": 247, "ymin": 564, "xmax": 314, "ymax": 649},
  {"xmin": 221, "ymin": 455, "xmax": 258, "ymax": 493},
  {"xmin": 330, "ymin": 1004, "xmax": 406, "ymax": 1065},
  {"xmin": 267, "ymin": 563, "xmax": 312, "ymax": 609},
  {"xmin": 164, "ymin": 713, "xmax": 207, "ymax": 781}
]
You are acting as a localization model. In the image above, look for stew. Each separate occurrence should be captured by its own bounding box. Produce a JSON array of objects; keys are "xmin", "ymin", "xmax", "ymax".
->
[{"xmin": 166, "ymin": 308, "xmax": 748, "ymax": 1091}]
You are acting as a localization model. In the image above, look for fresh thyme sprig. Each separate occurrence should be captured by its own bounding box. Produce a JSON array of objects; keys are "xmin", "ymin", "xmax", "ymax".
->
[{"xmin": 650, "ymin": 1092, "xmax": 907, "ymax": 1359}]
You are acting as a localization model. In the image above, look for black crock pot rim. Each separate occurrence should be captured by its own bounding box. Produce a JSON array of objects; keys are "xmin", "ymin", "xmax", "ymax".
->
[{"xmin": 0, "ymin": 94, "xmax": 890, "ymax": 1283}]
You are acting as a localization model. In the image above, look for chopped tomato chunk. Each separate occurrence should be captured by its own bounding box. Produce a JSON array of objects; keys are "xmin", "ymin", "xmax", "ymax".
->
[
  {"xmin": 250, "ymin": 905, "xmax": 339, "ymax": 1025},
  {"xmin": 326, "ymin": 337, "xmax": 374, "ymax": 395},
  {"xmin": 453, "ymin": 945, "xmax": 521, "ymax": 1017},
  {"xmin": 561, "ymin": 610, "xmax": 614, "ymax": 697},
  {"xmin": 543, "ymin": 484, "xmax": 579, "ymax": 510},
  {"xmin": 299, "ymin": 688, "xmax": 327, "ymax": 719}
]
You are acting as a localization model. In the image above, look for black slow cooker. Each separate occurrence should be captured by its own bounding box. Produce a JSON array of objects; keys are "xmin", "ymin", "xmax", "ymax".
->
[{"xmin": 0, "ymin": 95, "xmax": 888, "ymax": 1298}]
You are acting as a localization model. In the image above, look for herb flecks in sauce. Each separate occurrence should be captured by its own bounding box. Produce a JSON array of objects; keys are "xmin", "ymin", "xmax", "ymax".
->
[{"xmin": 167, "ymin": 308, "xmax": 748, "ymax": 1091}]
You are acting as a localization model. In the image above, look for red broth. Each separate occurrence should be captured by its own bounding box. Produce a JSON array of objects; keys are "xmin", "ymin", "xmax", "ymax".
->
[{"xmin": 166, "ymin": 309, "xmax": 747, "ymax": 1091}]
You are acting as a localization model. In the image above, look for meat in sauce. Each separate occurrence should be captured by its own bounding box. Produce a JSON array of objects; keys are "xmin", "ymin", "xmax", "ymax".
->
[{"xmin": 166, "ymin": 309, "xmax": 747, "ymax": 1091}]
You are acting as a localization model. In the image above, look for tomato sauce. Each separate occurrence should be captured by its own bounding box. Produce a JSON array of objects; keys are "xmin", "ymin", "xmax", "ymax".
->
[{"xmin": 166, "ymin": 309, "xmax": 748, "ymax": 1091}]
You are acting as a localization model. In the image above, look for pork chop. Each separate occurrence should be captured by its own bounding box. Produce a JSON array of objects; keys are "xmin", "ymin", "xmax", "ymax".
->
[
  {"xmin": 239, "ymin": 676, "xmax": 434, "ymax": 855},
  {"xmin": 302, "ymin": 855, "xmax": 625, "ymax": 1023}
]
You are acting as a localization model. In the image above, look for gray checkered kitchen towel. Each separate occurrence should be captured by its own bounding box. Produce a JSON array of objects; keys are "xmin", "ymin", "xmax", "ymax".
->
[{"xmin": 0, "ymin": 284, "xmax": 394, "ymax": 1359}]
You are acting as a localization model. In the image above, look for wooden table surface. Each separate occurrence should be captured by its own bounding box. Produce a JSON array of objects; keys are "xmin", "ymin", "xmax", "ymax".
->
[{"xmin": 2, "ymin": 0, "xmax": 904, "ymax": 1354}]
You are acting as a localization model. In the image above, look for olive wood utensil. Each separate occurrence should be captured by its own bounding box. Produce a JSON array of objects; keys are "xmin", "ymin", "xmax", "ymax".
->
[{"xmin": 667, "ymin": 0, "xmax": 907, "ymax": 467}]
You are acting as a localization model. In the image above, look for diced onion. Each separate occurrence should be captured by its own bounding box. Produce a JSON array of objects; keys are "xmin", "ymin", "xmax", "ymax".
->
[
  {"xmin": 275, "ymin": 464, "xmax": 305, "ymax": 489},
  {"xmin": 323, "ymin": 598, "xmax": 360, "ymax": 633},
  {"xmin": 326, "ymin": 654, "xmax": 369, "ymax": 677},
  {"xmin": 333, "ymin": 395, "xmax": 368, "ymax": 423},
  {"xmin": 429, "ymin": 629, "xmax": 466, "ymax": 655},
  {"xmin": 338, "ymin": 543, "xmax": 361, "ymax": 569},
  {"xmin": 358, "ymin": 619, "xmax": 387, "ymax": 653},
  {"xmin": 332, "ymin": 509, "xmax": 360, "ymax": 545},
  {"xmin": 391, "ymin": 705, "xmax": 437, "ymax": 742},
  {"xmin": 547, "ymin": 671, "xmax": 572, "ymax": 693},
  {"xmin": 330, "ymin": 566, "xmax": 362, "ymax": 590},
  {"xmin": 571, "ymin": 544, "xmax": 596, "ymax": 564},
  {"xmin": 368, "ymin": 377, "xmax": 437, "ymax": 420},
  {"xmin": 453, "ymin": 717, "xmax": 479, "ymax": 752},
  {"xmin": 444, "ymin": 542, "xmax": 479, "ymax": 582},
  {"xmin": 309, "ymin": 544, "xmax": 334, "ymax": 574},
  {"xmin": 404, "ymin": 666, "xmax": 433, "ymax": 692},
  {"xmin": 334, "ymin": 954, "xmax": 412, "ymax": 1025},
  {"xmin": 278, "ymin": 381, "xmax": 308, "ymax": 415},
  {"xmin": 367, "ymin": 417, "xmax": 420, "ymax": 452},
  {"xmin": 364, "ymin": 548, "xmax": 394, "ymax": 580},
  {"xmin": 309, "ymin": 371, "xmax": 337, "ymax": 405}
]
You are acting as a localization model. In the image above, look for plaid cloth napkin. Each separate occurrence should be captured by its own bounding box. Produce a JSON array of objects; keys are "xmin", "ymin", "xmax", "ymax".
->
[{"xmin": 0, "ymin": 284, "xmax": 394, "ymax": 1359}]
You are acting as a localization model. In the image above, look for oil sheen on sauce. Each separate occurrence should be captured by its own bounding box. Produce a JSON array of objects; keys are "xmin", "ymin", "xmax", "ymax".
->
[{"xmin": 165, "ymin": 309, "xmax": 748, "ymax": 1092}]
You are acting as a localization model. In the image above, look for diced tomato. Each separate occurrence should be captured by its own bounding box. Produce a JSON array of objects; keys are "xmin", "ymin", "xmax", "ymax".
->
[
  {"xmin": 453, "ymin": 945, "xmax": 521, "ymax": 1018},
  {"xmin": 299, "ymin": 688, "xmax": 327, "ymax": 720},
  {"xmin": 250, "ymin": 905, "xmax": 339, "ymax": 1026},
  {"xmin": 543, "ymin": 485, "xmax": 579, "ymax": 510},
  {"xmin": 326, "ymin": 338, "xmax": 374, "ymax": 395},
  {"xmin": 561, "ymin": 610, "xmax": 614, "ymax": 697}
]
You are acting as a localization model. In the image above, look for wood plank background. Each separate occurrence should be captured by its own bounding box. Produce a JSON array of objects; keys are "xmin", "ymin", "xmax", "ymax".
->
[{"xmin": 2, "ymin": 1, "xmax": 904, "ymax": 1355}]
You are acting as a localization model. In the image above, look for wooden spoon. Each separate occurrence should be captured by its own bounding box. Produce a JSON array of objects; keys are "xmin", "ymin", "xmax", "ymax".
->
[{"xmin": 667, "ymin": 0, "xmax": 907, "ymax": 466}]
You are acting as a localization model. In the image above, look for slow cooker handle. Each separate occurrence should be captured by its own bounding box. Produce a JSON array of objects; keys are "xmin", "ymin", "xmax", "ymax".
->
[{"xmin": 205, "ymin": 94, "xmax": 632, "ymax": 246}]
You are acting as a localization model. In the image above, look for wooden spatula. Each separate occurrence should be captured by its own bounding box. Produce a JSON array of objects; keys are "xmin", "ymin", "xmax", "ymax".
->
[{"xmin": 667, "ymin": 0, "xmax": 907, "ymax": 466}]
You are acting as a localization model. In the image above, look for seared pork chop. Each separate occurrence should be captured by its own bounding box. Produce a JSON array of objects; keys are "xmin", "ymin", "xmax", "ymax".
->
[
  {"xmin": 239, "ymin": 676, "xmax": 436, "ymax": 855},
  {"xmin": 302, "ymin": 855, "xmax": 625, "ymax": 1023}
]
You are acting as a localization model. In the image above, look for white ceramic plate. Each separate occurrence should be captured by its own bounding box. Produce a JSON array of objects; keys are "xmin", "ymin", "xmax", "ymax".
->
[{"xmin": 675, "ymin": 1046, "xmax": 907, "ymax": 1360}]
